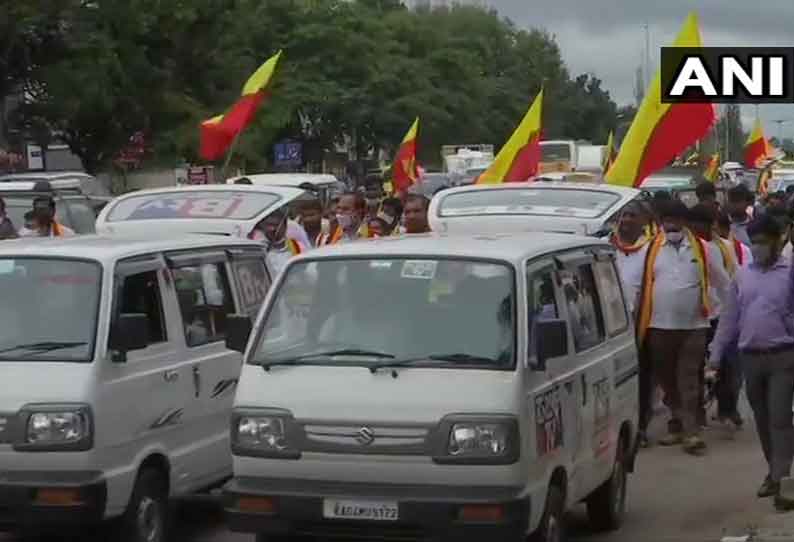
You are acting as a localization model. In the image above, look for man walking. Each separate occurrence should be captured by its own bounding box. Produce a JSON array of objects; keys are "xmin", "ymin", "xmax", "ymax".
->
[
  {"xmin": 726, "ymin": 185, "xmax": 755, "ymax": 246},
  {"xmin": 709, "ymin": 214, "xmax": 794, "ymax": 510},
  {"xmin": 630, "ymin": 200, "xmax": 729, "ymax": 454}
]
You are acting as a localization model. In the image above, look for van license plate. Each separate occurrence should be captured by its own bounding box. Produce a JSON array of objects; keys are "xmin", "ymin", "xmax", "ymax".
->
[{"xmin": 322, "ymin": 499, "xmax": 399, "ymax": 521}]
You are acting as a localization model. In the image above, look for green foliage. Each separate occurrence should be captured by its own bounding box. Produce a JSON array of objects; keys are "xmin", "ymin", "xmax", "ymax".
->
[{"xmin": 9, "ymin": 0, "xmax": 619, "ymax": 173}]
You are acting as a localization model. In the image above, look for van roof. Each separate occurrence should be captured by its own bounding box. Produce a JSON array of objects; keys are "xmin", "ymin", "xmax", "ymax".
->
[
  {"xmin": 298, "ymin": 232, "xmax": 610, "ymax": 265},
  {"xmin": 0, "ymin": 234, "xmax": 263, "ymax": 263},
  {"xmin": 226, "ymin": 173, "xmax": 339, "ymax": 187},
  {"xmin": 0, "ymin": 171, "xmax": 93, "ymax": 182},
  {"xmin": 0, "ymin": 179, "xmax": 83, "ymax": 192}
]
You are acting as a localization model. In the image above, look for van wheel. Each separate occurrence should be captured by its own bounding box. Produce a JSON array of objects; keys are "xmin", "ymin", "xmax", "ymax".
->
[
  {"xmin": 586, "ymin": 437, "xmax": 628, "ymax": 531},
  {"xmin": 529, "ymin": 485, "xmax": 566, "ymax": 542},
  {"xmin": 120, "ymin": 468, "xmax": 168, "ymax": 542},
  {"xmin": 255, "ymin": 536, "xmax": 293, "ymax": 542}
]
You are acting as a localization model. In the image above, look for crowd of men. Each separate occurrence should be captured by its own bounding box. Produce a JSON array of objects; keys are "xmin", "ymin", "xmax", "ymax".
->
[
  {"xmin": 247, "ymin": 190, "xmax": 432, "ymax": 275},
  {"xmin": 0, "ymin": 195, "xmax": 75, "ymax": 239},
  {"xmin": 610, "ymin": 181, "xmax": 794, "ymax": 511}
]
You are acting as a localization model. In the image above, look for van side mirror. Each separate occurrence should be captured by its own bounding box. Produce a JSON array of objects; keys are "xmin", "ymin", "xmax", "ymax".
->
[
  {"xmin": 534, "ymin": 319, "xmax": 568, "ymax": 371},
  {"xmin": 225, "ymin": 314, "xmax": 253, "ymax": 354},
  {"xmin": 109, "ymin": 313, "xmax": 150, "ymax": 361}
]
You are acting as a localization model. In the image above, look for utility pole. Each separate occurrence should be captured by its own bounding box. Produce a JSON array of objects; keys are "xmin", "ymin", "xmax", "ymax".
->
[{"xmin": 644, "ymin": 22, "xmax": 651, "ymax": 89}]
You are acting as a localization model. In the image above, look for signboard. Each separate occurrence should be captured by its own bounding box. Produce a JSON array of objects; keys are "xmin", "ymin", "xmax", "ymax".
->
[
  {"xmin": 26, "ymin": 144, "xmax": 44, "ymax": 170},
  {"xmin": 274, "ymin": 140, "xmax": 302, "ymax": 167},
  {"xmin": 188, "ymin": 166, "xmax": 215, "ymax": 185}
]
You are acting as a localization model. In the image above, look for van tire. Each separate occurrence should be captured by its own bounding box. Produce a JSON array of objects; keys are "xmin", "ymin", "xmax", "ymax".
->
[
  {"xmin": 255, "ymin": 536, "xmax": 292, "ymax": 542},
  {"xmin": 586, "ymin": 437, "xmax": 628, "ymax": 531},
  {"xmin": 119, "ymin": 468, "xmax": 169, "ymax": 542},
  {"xmin": 529, "ymin": 485, "xmax": 566, "ymax": 542}
]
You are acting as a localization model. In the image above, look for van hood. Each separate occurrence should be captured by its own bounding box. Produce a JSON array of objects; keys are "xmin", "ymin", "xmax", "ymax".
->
[
  {"xmin": 0, "ymin": 362, "xmax": 93, "ymax": 411},
  {"xmin": 234, "ymin": 364, "xmax": 520, "ymax": 423}
]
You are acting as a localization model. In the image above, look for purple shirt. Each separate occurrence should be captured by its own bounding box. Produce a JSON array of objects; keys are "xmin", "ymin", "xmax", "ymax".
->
[{"xmin": 709, "ymin": 260, "xmax": 794, "ymax": 362}]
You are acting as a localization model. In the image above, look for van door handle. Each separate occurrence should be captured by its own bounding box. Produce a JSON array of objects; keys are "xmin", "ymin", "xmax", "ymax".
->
[
  {"xmin": 163, "ymin": 370, "xmax": 179, "ymax": 383},
  {"xmin": 192, "ymin": 366, "xmax": 201, "ymax": 398}
]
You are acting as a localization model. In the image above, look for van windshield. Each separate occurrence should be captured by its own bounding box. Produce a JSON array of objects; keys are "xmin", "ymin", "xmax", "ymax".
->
[
  {"xmin": 0, "ymin": 258, "xmax": 101, "ymax": 362},
  {"xmin": 251, "ymin": 258, "xmax": 516, "ymax": 370}
]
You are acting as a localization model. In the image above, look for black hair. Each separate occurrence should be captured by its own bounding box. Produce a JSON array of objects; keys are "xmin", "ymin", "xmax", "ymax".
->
[
  {"xmin": 695, "ymin": 181, "xmax": 717, "ymax": 200},
  {"xmin": 404, "ymin": 193, "xmax": 430, "ymax": 209},
  {"xmin": 24, "ymin": 210, "xmax": 34, "ymax": 220},
  {"xmin": 769, "ymin": 191, "xmax": 786, "ymax": 201},
  {"xmin": 688, "ymin": 203, "xmax": 716, "ymax": 225},
  {"xmin": 381, "ymin": 197, "xmax": 403, "ymax": 217},
  {"xmin": 765, "ymin": 205, "xmax": 791, "ymax": 228},
  {"xmin": 0, "ymin": 197, "xmax": 4, "ymax": 212},
  {"xmin": 33, "ymin": 195, "xmax": 55, "ymax": 210},
  {"xmin": 234, "ymin": 177, "xmax": 253, "ymax": 185},
  {"xmin": 300, "ymin": 198, "xmax": 323, "ymax": 212},
  {"xmin": 748, "ymin": 213, "xmax": 783, "ymax": 239},
  {"xmin": 786, "ymin": 185, "xmax": 794, "ymax": 195},
  {"xmin": 727, "ymin": 184, "xmax": 754, "ymax": 204},
  {"xmin": 657, "ymin": 199, "xmax": 689, "ymax": 221},
  {"xmin": 339, "ymin": 191, "xmax": 367, "ymax": 213},
  {"xmin": 266, "ymin": 207, "xmax": 287, "ymax": 222},
  {"xmin": 716, "ymin": 210, "xmax": 731, "ymax": 229},
  {"xmin": 653, "ymin": 190, "xmax": 672, "ymax": 201}
]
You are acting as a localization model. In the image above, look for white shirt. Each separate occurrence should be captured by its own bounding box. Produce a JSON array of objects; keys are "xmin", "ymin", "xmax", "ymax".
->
[
  {"xmin": 630, "ymin": 236, "xmax": 730, "ymax": 330},
  {"xmin": 614, "ymin": 248, "xmax": 648, "ymax": 314},
  {"xmin": 265, "ymin": 248, "xmax": 292, "ymax": 278},
  {"xmin": 287, "ymin": 220, "xmax": 310, "ymax": 249},
  {"xmin": 783, "ymin": 242, "xmax": 792, "ymax": 264}
]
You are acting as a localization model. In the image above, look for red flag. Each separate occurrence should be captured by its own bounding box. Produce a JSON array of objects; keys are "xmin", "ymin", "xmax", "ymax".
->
[{"xmin": 392, "ymin": 118, "xmax": 420, "ymax": 193}]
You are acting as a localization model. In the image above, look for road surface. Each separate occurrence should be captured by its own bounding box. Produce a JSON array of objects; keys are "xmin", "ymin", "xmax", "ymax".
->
[{"xmin": 0, "ymin": 410, "xmax": 782, "ymax": 542}]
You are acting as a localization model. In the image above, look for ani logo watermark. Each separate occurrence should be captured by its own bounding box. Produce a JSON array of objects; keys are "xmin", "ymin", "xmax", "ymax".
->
[{"xmin": 661, "ymin": 47, "xmax": 794, "ymax": 103}]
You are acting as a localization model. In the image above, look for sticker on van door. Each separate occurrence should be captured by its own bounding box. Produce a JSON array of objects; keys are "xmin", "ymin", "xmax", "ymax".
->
[
  {"xmin": 592, "ymin": 377, "xmax": 611, "ymax": 456},
  {"xmin": 534, "ymin": 387, "xmax": 564, "ymax": 456}
]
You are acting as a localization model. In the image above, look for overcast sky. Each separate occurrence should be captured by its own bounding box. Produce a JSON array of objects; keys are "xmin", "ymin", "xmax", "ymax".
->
[{"xmin": 492, "ymin": 0, "xmax": 794, "ymax": 140}]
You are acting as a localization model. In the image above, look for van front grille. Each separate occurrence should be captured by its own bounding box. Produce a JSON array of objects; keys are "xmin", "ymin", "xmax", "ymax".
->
[{"xmin": 295, "ymin": 420, "xmax": 435, "ymax": 456}]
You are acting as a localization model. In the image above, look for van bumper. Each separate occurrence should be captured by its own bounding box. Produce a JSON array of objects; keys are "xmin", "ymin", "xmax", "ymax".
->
[
  {"xmin": 224, "ymin": 476, "xmax": 530, "ymax": 541},
  {"xmin": 0, "ymin": 470, "xmax": 106, "ymax": 532}
]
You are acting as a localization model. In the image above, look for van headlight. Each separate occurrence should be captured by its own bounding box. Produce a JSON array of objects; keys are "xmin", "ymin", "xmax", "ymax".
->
[
  {"xmin": 231, "ymin": 408, "xmax": 300, "ymax": 459},
  {"xmin": 15, "ymin": 405, "xmax": 93, "ymax": 451},
  {"xmin": 434, "ymin": 415, "xmax": 519, "ymax": 465}
]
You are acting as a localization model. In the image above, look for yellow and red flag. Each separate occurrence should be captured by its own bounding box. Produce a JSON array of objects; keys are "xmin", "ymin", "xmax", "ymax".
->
[
  {"xmin": 704, "ymin": 152, "xmax": 720, "ymax": 182},
  {"xmin": 200, "ymin": 50, "xmax": 283, "ymax": 161},
  {"xmin": 744, "ymin": 118, "xmax": 770, "ymax": 168},
  {"xmin": 476, "ymin": 88, "xmax": 543, "ymax": 184},
  {"xmin": 602, "ymin": 131, "xmax": 617, "ymax": 174},
  {"xmin": 392, "ymin": 117, "xmax": 420, "ymax": 194},
  {"xmin": 605, "ymin": 13, "xmax": 716, "ymax": 188}
]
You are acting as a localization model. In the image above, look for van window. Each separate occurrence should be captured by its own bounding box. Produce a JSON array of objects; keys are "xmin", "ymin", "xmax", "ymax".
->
[
  {"xmin": 231, "ymin": 258, "xmax": 271, "ymax": 316},
  {"xmin": 560, "ymin": 264, "xmax": 605, "ymax": 352},
  {"xmin": 252, "ymin": 258, "xmax": 516, "ymax": 369},
  {"xmin": 117, "ymin": 271, "xmax": 167, "ymax": 344},
  {"xmin": 527, "ymin": 262, "xmax": 564, "ymax": 362},
  {"xmin": 593, "ymin": 259, "xmax": 629, "ymax": 336},
  {"xmin": 173, "ymin": 263, "xmax": 236, "ymax": 347}
]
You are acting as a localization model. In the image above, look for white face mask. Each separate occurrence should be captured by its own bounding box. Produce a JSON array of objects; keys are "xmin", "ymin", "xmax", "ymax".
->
[
  {"xmin": 336, "ymin": 213, "xmax": 356, "ymax": 231},
  {"xmin": 665, "ymin": 230, "xmax": 684, "ymax": 244}
]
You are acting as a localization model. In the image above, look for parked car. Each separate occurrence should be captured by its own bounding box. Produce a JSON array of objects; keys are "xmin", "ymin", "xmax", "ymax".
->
[
  {"xmin": 427, "ymin": 182, "xmax": 642, "ymax": 237},
  {"xmin": 0, "ymin": 233, "xmax": 274, "ymax": 541}
]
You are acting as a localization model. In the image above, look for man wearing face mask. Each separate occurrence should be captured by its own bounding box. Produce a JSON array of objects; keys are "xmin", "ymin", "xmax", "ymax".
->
[
  {"xmin": 726, "ymin": 185, "xmax": 755, "ymax": 246},
  {"xmin": 249, "ymin": 209, "xmax": 306, "ymax": 276},
  {"xmin": 630, "ymin": 200, "xmax": 730, "ymax": 454},
  {"xmin": 318, "ymin": 192, "xmax": 368, "ymax": 245},
  {"xmin": 689, "ymin": 204, "xmax": 743, "ymax": 429},
  {"xmin": 709, "ymin": 214, "xmax": 794, "ymax": 510}
]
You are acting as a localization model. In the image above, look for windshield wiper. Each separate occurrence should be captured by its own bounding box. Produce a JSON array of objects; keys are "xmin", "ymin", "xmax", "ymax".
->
[
  {"xmin": 369, "ymin": 353, "xmax": 500, "ymax": 373},
  {"xmin": 257, "ymin": 348, "xmax": 395, "ymax": 371},
  {"xmin": 0, "ymin": 341, "xmax": 88, "ymax": 355}
]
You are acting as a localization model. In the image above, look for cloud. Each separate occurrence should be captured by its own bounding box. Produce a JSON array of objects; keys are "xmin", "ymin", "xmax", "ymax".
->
[{"xmin": 488, "ymin": 0, "xmax": 794, "ymax": 139}]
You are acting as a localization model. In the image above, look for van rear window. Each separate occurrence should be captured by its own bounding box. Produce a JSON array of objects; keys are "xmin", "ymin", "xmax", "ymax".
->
[{"xmin": 105, "ymin": 191, "xmax": 281, "ymax": 222}]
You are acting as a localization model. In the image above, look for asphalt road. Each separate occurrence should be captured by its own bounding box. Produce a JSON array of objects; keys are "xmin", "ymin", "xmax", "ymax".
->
[{"xmin": 0, "ymin": 408, "xmax": 782, "ymax": 542}]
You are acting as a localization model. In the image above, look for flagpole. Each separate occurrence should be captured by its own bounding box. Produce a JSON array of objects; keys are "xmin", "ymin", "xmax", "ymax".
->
[{"xmin": 222, "ymin": 132, "xmax": 242, "ymax": 180}]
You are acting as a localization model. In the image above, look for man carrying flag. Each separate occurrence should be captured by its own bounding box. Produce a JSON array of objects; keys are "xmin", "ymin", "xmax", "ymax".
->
[
  {"xmin": 745, "ymin": 118, "xmax": 770, "ymax": 169},
  {"xmin": 392, "ymin": 118, "xmax": 420, "ymax": 195},
  {"xmin": 477, "ymin": 88, "xmax": 543, "ymax": 184},
  {"xmin": 200, "ymin": 51, "xmax": 283, "ymax": 161},
  {"xmin": 606, "ymin": 13, "xmax": 715, "ymax": 188}
]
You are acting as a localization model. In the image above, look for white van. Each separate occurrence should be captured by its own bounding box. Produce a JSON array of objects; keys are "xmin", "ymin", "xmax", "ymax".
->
[
  {"xmin": 0, "ymin": 234, "xmax": 274, "ymax": 541},
  {"xmin": 223, "ymin": 232, "xmax": 639, "ymax": 542}
]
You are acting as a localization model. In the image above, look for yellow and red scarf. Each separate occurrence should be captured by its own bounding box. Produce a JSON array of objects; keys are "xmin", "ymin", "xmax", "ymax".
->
[
  {"xmin": 610, "ymin": 224, "xmax": 656, "ymax": 255},
  {"xmin": 636, "ymin": 229, "xmax": 710, "ymax": 347},
  {"xmin": 318, "ymin": 224, "xmax": 344, "ymax": 246},
  {"xmin": 714, "ymin": 237, "xmax": 737, "ymax": 278},
  {"xmin": 286, "ymin": 238, "xmax": 302, "ymax": 256}
]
